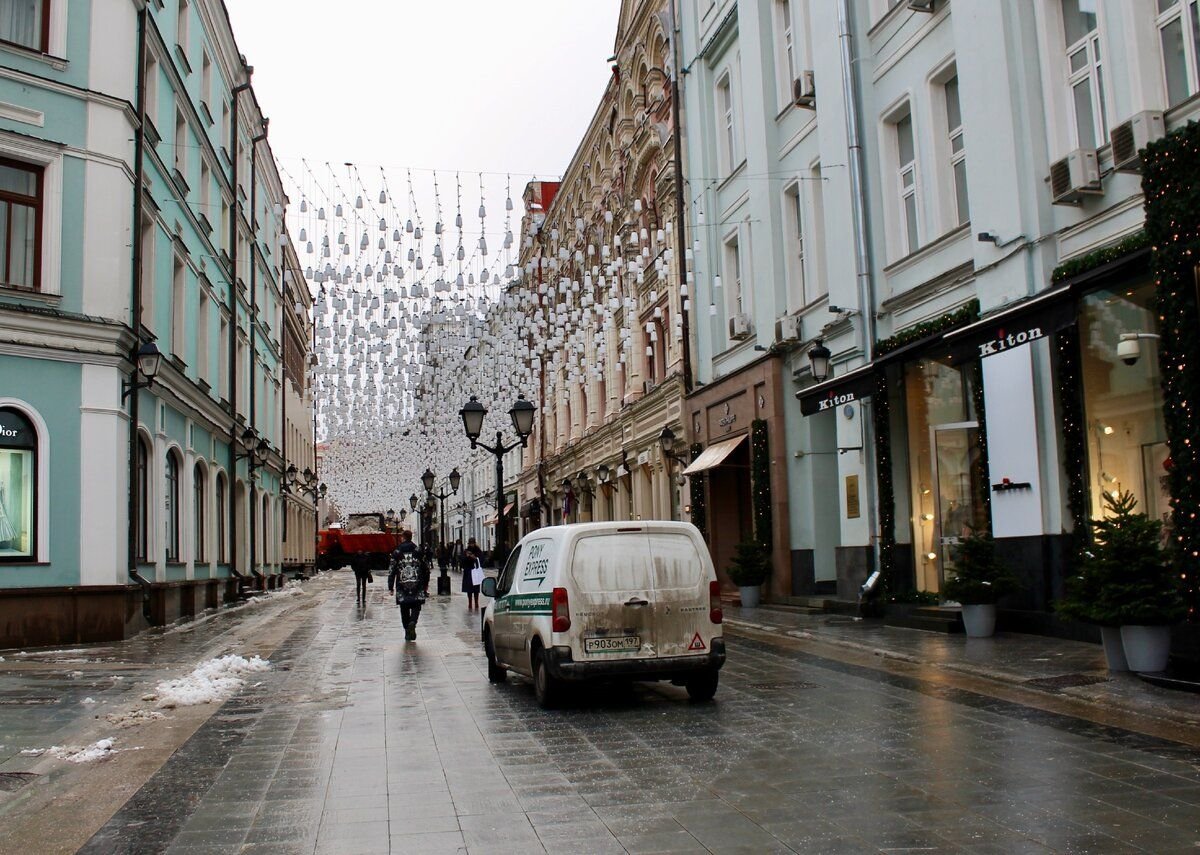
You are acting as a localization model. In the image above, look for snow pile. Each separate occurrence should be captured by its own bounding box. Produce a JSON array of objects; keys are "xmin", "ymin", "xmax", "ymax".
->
[
  {"xmin": 105, "ymin": 709, "xmax": 165, "ymax": 728},
  {"xmin": 49, "ymin": 739, "xmax": 115, "ymax": 763},
  {"xmin": 241, "ymin": 587, "xmax": 306, "ymax": 608},
  {"xmin": 152, "ymin": 654, "xmax": 271, "ymax": 709}
]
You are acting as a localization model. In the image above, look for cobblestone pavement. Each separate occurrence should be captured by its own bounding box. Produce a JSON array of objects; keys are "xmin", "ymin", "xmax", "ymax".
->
[{"xmin": 2, "ymin": 572, "xmax": 1199, "ymax": 854}]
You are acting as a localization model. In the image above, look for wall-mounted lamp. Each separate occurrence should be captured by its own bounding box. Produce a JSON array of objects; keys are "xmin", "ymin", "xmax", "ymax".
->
[{"xmin": 121, "ymin": 341, "xmax": 164, "ymax": 402}]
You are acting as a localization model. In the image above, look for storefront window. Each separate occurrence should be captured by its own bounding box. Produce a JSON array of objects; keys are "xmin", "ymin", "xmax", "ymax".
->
[
  {"xmin": 0, "ymin": 407, "xmax": 35, "ymax": 561},
  {"xmin": 903, "ymin": 359, "xmax": 988, "ymax": 593},
  {"xmin": 1078, "ymin": 278, "xmax": 1171, "ymax": 531}
]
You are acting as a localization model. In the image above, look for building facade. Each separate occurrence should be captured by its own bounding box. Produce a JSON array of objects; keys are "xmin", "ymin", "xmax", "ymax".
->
[
  {"xmin": 515, "ymin": 0, "xmax": 692, "ymax": 544},
  {"xmin": 0, "ymin": 0, "xmax": 305, "ymax": 646},
  {"xmin": 680, "ymin": 0, "xmax": 1200, "ymax": 637},
  {"xmin": 281, "ymin": 240, "xmax": 316, "ymax": 573}
]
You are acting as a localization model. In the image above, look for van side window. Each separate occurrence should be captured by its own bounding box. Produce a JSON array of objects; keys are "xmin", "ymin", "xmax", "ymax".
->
[{"xmin": 496, "ymin": 545, "xmax": 522, "ymax": 596}]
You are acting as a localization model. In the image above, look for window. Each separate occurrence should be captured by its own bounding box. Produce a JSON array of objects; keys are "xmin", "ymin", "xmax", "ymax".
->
[
  {"xmin": 136, "ymin": 436, "xmax": 150, "ymax": 561},
  {"xmin": 201, "ymin": 51, "xmax": 213, "ymax": 113},
  {"xmin": 1061, "ymin": 0, "xmax": 1108, "ymax": 149},
  {"xmin": 0, "ymin": 0, "xmax": 48, "ymax": 52},
  {"xmin": 716, "ymin": 73, "xmax": 736, "ymax": 175},
  {"xmin": 165, "ymin": 451, "xmax": 180, "ymax": 561},
  {"xmin": 0, "ymin": 157, "xmax": 41, "ymax": 290},
  {"xmin": 774, "ymin": 0, "xmax": 797, "ymax": 109},
  {"xmin": 174, "ymin": 110, "xmax": 187, "ymax": 183},
  {"xmin": 172, "ymin": 255, "xmax": 186, "ymax": 359},
  {"xmin": 218, "ymin": 314, "xmax": 229, "ymax": 400},
  {"xmin": 139, "ymin": 213, "xmax": 155, "ymax": 328},
  {"xmin": 723, "ymin": 230, "xmax": 745, "ymax": 318},
  {"xmin": 894, "ymin": 107, "xmax": 920, "ymax": 254},
  {"xmin": 194, "ymin": 462, "xmax": 206, "ymax": 563},
  {"xmin": 176, "ymin": 0, "xmax": 188, "ymax": 51},
  {"xmin": 944, "ymin": 74, "xmax": 969, "ymax": 227},
  {"xmin": 1158, "ymin": 0, "xmax": 1200, "ymax": 106},
  {"xmin": 196, "ymin": 290, "xmax": 209, "ymax": 384},
  {"xmin": 808, "ymin": 162, "xmax": 828, "ymax": 301},
  {"xmin": 216, "ymin": 473, "xmax": 227, "ymax": 562},
  {"xmin": 199, "ymin": 159, "xmax": 211, "ymax": 222},
  {"xmin": 0, "ymin": 407, "xmax": 36, "ymax": 562},
  {"xmin": 783, "ymin": 183, "xmax": 806, "ymax": 309}
]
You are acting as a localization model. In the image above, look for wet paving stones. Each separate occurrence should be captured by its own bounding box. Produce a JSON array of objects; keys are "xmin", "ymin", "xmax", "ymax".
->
[{"xmin": 0, "ymin": 571, "xmax": 1193, "ymax": 853}]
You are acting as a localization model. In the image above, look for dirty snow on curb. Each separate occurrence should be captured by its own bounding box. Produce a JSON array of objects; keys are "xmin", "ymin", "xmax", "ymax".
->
[
  {"xmin": 151, "ymin": 654, "xmax": 271, "ymax": 709},
  {"xmin": 50, "ymin": 739, "xmax": 116, "ymax": 763}
]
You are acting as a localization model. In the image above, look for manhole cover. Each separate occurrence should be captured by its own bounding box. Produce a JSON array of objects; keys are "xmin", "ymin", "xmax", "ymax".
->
[
  {"xmin": 1024, "ymin": 673, "xmax": 1109, "ymax": 691},
  {"xmin": 748, "ymin": 681, "xmax": 817, "ymax": 691},
  {"xmin": 0, "ymin": 697, "xmax": 58, "ymax": 706},
  {"xmin": 0, "ymin": 772, "xmax": 38, "ymax": 792}
]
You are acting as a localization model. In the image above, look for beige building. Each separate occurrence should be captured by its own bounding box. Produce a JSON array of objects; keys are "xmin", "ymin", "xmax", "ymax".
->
[
  {"xmin": 516, "ymin": 0, "xmax": 693, "ymax": 532},
  {"xmin": 281, "ymin": 242, "xmax": 317, "ymax": 573}
]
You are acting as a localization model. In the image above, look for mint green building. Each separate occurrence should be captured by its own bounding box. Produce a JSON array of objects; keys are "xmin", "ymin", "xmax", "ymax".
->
[{"xmin": 0, "ymin": 0, "xmax": 300, "ymax": 645}]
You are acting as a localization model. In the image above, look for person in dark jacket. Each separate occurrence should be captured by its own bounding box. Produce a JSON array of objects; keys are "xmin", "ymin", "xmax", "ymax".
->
[
  {"xmin": 390, "ymin": 531, "xmax": 428, "ymax": 640},
  {"xmin": 388, "ymin": 530, "xmax": 419, "ymax": 595},
  {"xmin": 461, "ymin": 539, "xmax": 483, "ymax": 610},
  {"xmin": 351, "ymin": 551, "xmax": 371, "ymax": 604}
]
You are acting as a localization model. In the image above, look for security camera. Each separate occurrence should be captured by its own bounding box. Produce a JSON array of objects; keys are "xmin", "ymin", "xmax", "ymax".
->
[{"xmin": 1117, "ymin": 335, "xmax": 1141, "ymax": 366}]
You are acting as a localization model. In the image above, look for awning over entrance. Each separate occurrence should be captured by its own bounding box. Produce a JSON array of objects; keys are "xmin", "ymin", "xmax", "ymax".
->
[
  {"xmin": 797, "ymin": 364, "xmax": 879, "ymax": 416},
  {"xmin": 943, "ymin": 284, "xmax": 1076, "ymax": 361},
  {"xmin": 682, "ymin": 434, "xmax": 747, "ymax": 475}
]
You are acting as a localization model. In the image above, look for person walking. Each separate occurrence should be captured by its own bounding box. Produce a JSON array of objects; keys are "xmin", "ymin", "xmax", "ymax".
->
[
  {"xmin": 388, "ymin": 529, "xmax": 418, "ymax": 598},
  {"xmin": 461, "ymin": 539, "xmax": 483, "ymax": 610},
  {"xmin": 390, "ymin": 531, "xmax": 428, "ymax": 640},
  {"xmin": 352, "ymin": 551, "xmax": 371, "ymax": 604}
]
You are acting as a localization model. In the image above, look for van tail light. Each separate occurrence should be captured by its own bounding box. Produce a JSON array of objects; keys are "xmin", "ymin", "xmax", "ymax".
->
[
  {"xmin": 552, "ymin": 587, "xmax": 571, "ymax": 633},
  {"xmin": 709, "ymin": 580, "xmax": 723, "ymax": 624}
]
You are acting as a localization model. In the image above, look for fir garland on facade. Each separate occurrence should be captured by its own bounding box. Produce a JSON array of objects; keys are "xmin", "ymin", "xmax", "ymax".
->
[
  {"xmin": 1141, "ymin": 120, "xmax": 1200, "ymax": 620},
  {"xmin": 751, "ymin": 419, "xmax": 772, "ymax": 549},
  {"xmin": 1050, "ymin": 230, "xmax": 1150, "ymax": 284},
  {"xmin": 872, "ymin": 373, "xmax": 897, "ymax": 596},
  {"xmin": 1055, "ymin": 324, "xmax": 1089, "ymax": 538},
  {"xmin": 689, "ymin": 442, "xmax": 707, "ymax": 540},
  {"xmin": 968, "ymin": 359, "xmax": 992, "ymax": 528},
  {"xmin": 875, "ymin": 299, "xmax": 980, "ymax": 357}
]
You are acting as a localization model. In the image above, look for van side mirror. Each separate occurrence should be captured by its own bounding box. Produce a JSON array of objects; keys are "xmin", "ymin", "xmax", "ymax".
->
[{"xmin": 481, "ymin": 577, "xmax": 497, "ymax": 599}]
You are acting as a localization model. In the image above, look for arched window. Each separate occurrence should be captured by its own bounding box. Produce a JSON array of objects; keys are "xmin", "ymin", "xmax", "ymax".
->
[
  {"xmin": 194, "ymin": 462, "xmax": 207, "ymax": 564},
  {"xmin": 0, "ymin": 407, "xmax": 37, "ymax": 561},
  {"xmin": 165, "ymin": 451, "xmax": 181, "ymax": 561},
  {"xmin": 260, "ymin": 493, "xmax": 270, "ymax": 565},
  {"xmin": 136, "ymin": 435, "xmax": 151, "ymax": 561},
  {"xmin": 215, "ymin": 473, "xmax": 227, "ymax": 563}
]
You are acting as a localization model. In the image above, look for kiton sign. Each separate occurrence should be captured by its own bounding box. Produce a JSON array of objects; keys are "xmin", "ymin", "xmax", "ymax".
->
[
  {"xmin": 977, "ymin": 326, "xmax": 1045, "ymax": 358},
  {"xmin": 816, "ymin": 391, "xmax": 857, "ymax": 412}
]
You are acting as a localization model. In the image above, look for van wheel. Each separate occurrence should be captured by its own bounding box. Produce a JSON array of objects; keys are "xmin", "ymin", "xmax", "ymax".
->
[
  {"xmin": 532, "ymin": 647, "xmax": 560, "ymax": 709},
  {"xmin": 685, "ymin": 669, "xmax": 719, "ymax": 702},
  {"xmin": 484, "ymin": 631, "xmax": 506, "ymax": 684}
]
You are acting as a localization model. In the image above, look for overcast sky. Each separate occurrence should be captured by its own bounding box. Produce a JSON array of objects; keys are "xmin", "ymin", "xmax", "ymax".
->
[{"xmin": 224, "ymin": 1, "xmax": 622, "ymax": 182}]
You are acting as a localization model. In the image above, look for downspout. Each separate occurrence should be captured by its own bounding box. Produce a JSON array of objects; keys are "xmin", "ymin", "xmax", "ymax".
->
[
  {"xmin": 247, "ymin": 122, "xmax": 268, "ymax": 584},
  {"xmin": 228, "ymin": 76, "xmax": 251, "ymax": 585},
  {"xmin": 667, "ymin": 0, "xmax": 693, "ymax": 395},
  {"xmin": 127, "ymin": 5, "xmax": 152, "ymax": 619},
  {"xmin": 838, "ymin": 0, "xmax": 881, "ymax": 576}
]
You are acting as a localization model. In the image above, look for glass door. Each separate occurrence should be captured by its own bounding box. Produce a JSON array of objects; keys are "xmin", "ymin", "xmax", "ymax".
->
[{"xmin": 930, "ymin": 422, "xmax": 986, "ymax": 594}]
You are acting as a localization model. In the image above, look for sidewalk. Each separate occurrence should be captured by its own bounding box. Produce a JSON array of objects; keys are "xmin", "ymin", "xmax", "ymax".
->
[{"xmin": 723, "ymin": 604, "xmax": 1200, "ymax": 731}]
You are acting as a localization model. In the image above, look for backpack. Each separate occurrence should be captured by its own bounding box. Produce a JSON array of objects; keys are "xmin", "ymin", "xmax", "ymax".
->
[{"xmin": 395, "ymin": 556, "xmax": 423, "ymax": 601}]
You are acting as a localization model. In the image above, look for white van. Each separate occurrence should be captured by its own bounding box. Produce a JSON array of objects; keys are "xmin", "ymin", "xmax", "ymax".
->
[{"xmin": 480, "ymin": 521, "xmax": 726, "ymax": 707}]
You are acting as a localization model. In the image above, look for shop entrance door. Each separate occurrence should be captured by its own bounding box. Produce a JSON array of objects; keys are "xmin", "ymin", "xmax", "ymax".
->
[{"xmin": 930, "ymin": 422, "xmax": 984, "ymax": 594}]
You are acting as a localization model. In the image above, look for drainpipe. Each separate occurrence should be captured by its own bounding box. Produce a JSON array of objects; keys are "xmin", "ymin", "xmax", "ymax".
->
[
  {"xmin": 837, "ymin": 0, "xmax": 881, "ymax": 579},
  {"xmin": 667, "ymin": 0, "xmax": 693, "ymax": 395},
  {"xmin": 228, "ymin": 75, "xmax": 252, "ymax": 586},
  {"xmin": 247, "ymin": 122, "xmax": 268, "ymax": 585},
  {"xmin": 127, "ymin": 6, "xmax": 151, "ymax": 620}
]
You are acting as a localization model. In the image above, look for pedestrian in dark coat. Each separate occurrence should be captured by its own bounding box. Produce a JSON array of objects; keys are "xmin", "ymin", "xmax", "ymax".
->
[
  {"xmin": 352, "ymin": 551, "xmax": 371, "ymax": 604},
  {"xmin": 461, "ymin": 539, "xmax": 483, "ymax": 610}
]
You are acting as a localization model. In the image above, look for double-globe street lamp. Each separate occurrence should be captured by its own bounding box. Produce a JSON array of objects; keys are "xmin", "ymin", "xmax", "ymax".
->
[
  {"xmin": 458, "ymin": 395, "xmax": 536, "ymax": 565},
  {"xmin": 422, "ymin": 466, "xmax": 461, "ymax": 595}
]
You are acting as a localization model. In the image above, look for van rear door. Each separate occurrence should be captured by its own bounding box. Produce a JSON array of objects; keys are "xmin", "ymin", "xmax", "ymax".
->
[
  {"xmin": 568, "ymin": 531, "xmax": 658, "ymax": 661},
  {"xmin": 646, "ymin": 530, "xmax": 714, "ymax": 658}
]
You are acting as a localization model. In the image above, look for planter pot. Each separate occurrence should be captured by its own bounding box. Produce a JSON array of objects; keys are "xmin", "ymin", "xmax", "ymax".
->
[
  {"xmin": 961, "ymin": 603, "xmax": 997, "ymax": 638},
  {"xmin": 1120, "ymin": 624, "xmax": 1172, "ymax": 673},
  {"xmin": 1100, "ymin": 626, "xmax": 1129, "ymax": 672},
  {"xmin": 738, "ymin": 585, "xmax": 761, "ymax": 608}
]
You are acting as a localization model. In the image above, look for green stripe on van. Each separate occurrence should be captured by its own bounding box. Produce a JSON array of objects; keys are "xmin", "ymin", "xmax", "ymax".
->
[{"xmin": 496, "ymin": 593, "xmax": 552, "ymax": 615}]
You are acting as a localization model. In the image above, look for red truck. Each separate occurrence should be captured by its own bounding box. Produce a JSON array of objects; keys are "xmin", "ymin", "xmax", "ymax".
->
[{"xmin": 317, "ymin": 513, "xmax": 403, "ymax": 571}]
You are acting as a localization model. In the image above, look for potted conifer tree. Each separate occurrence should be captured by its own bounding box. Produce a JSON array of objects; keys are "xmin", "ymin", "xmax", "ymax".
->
[
  {"xmin": 727, "ymin": 540, "xmax": 770, "ymax": 609},
  {"xmin": 942, "ymin": 531, "xmax": 1019, "ymax": 638}
]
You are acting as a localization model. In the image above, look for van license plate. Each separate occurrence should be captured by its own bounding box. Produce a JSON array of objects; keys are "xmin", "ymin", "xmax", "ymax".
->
[{"xmin": 584, "ymin": 636, "xmax": 641, "ymax": 654}]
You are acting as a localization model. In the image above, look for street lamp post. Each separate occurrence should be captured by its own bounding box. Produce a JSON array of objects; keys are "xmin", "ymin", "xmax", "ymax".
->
[
  {"xmin": 422, "ymin": 467, "xmax": 461, "ymax": 595},
  {"xmin": 459, "ymin": 395, "xmax": 536, "ymax": 566}
]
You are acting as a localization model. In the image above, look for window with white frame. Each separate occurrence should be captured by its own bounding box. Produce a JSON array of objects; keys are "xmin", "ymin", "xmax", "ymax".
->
[
  {"xmin": 174, "ymin": 110, "xmax": 187, "ymax": 182},
  {"xmin": 0, "ymin": 157, "xmax": 41, "ymax": 291},
  {"xmin": 165, "ymin": 450, "xmax": 181, "ymax": 561},
  {"xmin": 0, "ymin": 0, "xmax": 49, "ymax": 52},
  {"xmin": 217, "ymin": 313, "xmax": 229, "ymax": 400},
  {"xmin": 172, "ymin": 255, "xmax": 186, "ymax": 358},
  {"xmin": 716, "ymin": 73, "xmax": 736, "ymax": 175},
  {"xmin": 893, "ymin": 106, "xmax": 920, "ymax": 255},
  {"xmin": 782, "ymin": 182, "xmax": 806, "ymax": 310},
  {"xmin": 176, "ymin": 0, "xmax": 188, "ymax": 52},
  {"xmin": 145, "ymin": 53, "xmax": 159, "ymax": 132},
  {"xmin": 808, "ymin": 162, "xmax": 828, "ymax": 301},
  {"xmin": 193, "ymin": 461, "xmax": 206, "ymax": 563},
  {"xmin": 1061, "ymin": 0, "xmax": 1108, "ymax": 149},
  {"xmin": 944, "ymin": 74, "xmax": 969, "ymax": 227},
  {"xmin": 136, "ymin": 435, "xmax": 151, "ymax": 561},
  {"xmin": 1158, "ymin": 0, "xmax": 1200, "ymax": 106},
  {"xmin": 723, "ymin": 229, "xmax": 745, "ymax": 319},
  {"xmin": 140, "ymin": 213, "xmax": 156, "ymax": 328},
  {"xmin": 201, "ymin": 51, "xmax": 213, "ymax": 116},
  {"xmin": 774, "ymin": 0, "xmax": 797, "ymax": 109},
  {"xmin": 196, "ymin": 289, "xmax": 209, "ymax": 384}
]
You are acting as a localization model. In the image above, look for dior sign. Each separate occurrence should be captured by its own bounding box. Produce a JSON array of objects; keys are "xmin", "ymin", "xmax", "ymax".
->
[
  {"xmin": 977, "ymin": 326, "xmax": 1045, "ymax": 358},
  {"xmin": 0, "ymin": 427, "xmax": 16, "ymax": 438}
]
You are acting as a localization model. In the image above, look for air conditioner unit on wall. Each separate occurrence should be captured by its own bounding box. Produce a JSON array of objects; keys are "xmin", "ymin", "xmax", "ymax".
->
[
  {"xmin": 908, "ymin": 0, "xmax": 935, "ymax": 11},
  {"xmin": 775, "ymin": 314, "xmax": 801, "ymax": 344},
  {"xmin": 1049, "ymin": 149, "xmax": 1102, "ymax": 205},
  {"xmin": 793, "ymin": 71, "xmax": 816, "ymax": 109},
  {"xmin": 729, "ymin": 313, "xmax": 753, "ymax": 341},
  {"xmin": 1111, "ymin": 110, "xmax": 1166, "ymax": 172}
]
